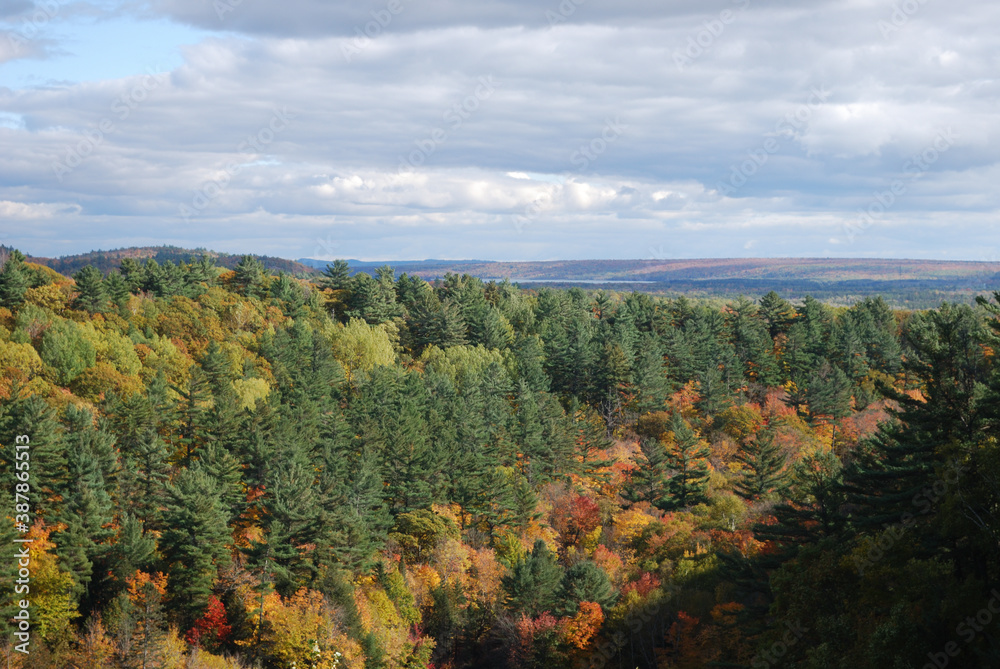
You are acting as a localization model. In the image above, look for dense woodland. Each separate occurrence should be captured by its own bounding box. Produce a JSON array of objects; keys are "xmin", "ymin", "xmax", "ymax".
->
[{"xmin": 0, "ymin": 251, "xmax": 998, "ymax": 668}]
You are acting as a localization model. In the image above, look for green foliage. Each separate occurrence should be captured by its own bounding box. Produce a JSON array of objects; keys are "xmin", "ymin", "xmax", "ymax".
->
[
  {"xmin": 502, "ymin": 540, "xmax": 564, "ymax": 617},
  {"xmin": 73, "ymin": 265, "xmax": 108, "ymax": 313},
  {"xmin": 39, "ymin": 319, "xmax": 97, "ymax": 385}
]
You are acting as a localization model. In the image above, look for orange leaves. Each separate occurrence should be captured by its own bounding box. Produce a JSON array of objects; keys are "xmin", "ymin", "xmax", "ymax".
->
[
  {"xmin": 549, "ymin": 492, "xmax": 601, "ymax": 547},
  {"xmin": 127, "ymin": 570, "xmax": 168, "ymax": 597},
  {"xmin": 562, "ymin": 601, "xmax": 604, "ymax": 650}
]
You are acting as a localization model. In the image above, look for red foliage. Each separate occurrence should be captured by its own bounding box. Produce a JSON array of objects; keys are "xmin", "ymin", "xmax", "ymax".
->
[
  {"xmin": 622, "ymin": 571, "xmax": 661, "ymax": 598},
  {"xmin": 550, "ymin": 493, "xmax": 601, "ymax": 546},
  {"xmin": 185, "ymin": 595, "xmax": 231, "ymax": 647}
]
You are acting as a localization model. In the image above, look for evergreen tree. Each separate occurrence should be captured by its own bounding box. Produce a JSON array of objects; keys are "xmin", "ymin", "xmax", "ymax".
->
[
  {"xmin": 104, "ymin": 271, "xmax": 132, "ymax": 312},
  {"xmin": 631, "ymin": 337, "xmax": 669, "ymax": 415},
  {"xmin": 320, "ymin": 259, "xmax": 352, "ymax": 291},
  {"xmin": 118, "ymin": 257, "xmax": 144, "ymax": 292},
  {"xmin": 0, "ymin": 249, "xmax": 30, "ymax": 308},
  {"xmin": 502, "ymin": 539, "xmax": 564, "ymax": 616},
  {"xmin": 805, "ymin": 359, "xmax": 853, "ymax": 438},
  {"xmin": 345, "ymin": 270, "xmax": 399, "ymax": 325},
  {"xmin": 232, "ymin": 255, "xmax": 269, "ymax": 300},
  {"xmin": 72, "ymin": 265, "xmax": 108, "ymax": 313},
  {"xmin": 660, "ymin": 414, "xmax": 711, "ymax": 510},
  {"xmin": 557, "ymin": 560, "xmax": 617, "ymax": 615},
  {"xmin": 160, "ymin": 467, "xmax": 231, "ymax": 627},
  {"xmin": 734, "ymin": 427, "xmax": 788, "ymax": 501},
  {"xmin": 270, "ymin": 271, "xmax": 306, "ymax": 316},
  {"xmin": 758, "ymin": 290, "xmax": 796, "ymax": 340},
  {"xmin": 624, "ymin": 437, "xmax": 669, "ymax": 506}
]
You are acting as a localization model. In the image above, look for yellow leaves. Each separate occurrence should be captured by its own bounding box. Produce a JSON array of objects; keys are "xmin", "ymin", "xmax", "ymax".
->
[
  {"xmin": 22, "ymin": 522, "xmax": 80, "ymax": 645},
  {"xmin": 237, "ymin": 588, "xmax": 360, "ymax": 669},
  {"xmin": 232, "ymin": 377, "xmax": 271, "ymax": 410},
  {"xmin": 468, "ymin": 547, "xmax": 505, "ymax": 608},
  {"xmin": 23, "ymin": 283, "xmax": 70, "ymax": 311},
  {"xmin": 431, "ymin": 538, "xmax": 472, "ymax": 587},
  {"xmin": 0, "ymin": 338, "xmax": 44, "ymax": 376},
  {"xmin": 616, "ymin": 506, "xmax": 657, "ymax": 539},
  {"xmin": 582, "ymin": 525, "xmax": 603, "ymax": 554},
  {"xmin": 331, "ymin": 318, "xmax": 395, "ymax": 382},
  {"xmin": 718, "ymin": 404, "xmax": 764, "ymax": 443},
  {"xmin": 419, "ymin": 344, "xmax": 505, "ymax": 384},
  {"xmin": 493, "ymin": 530, "xmax": 527, "ymax": 568},
  {"xmin": 72, "ymin": 361, "xmax": 145, "ymax": 400},
  {"xmin": 407, "ymin": 564, "xmax": 441, "ymax": 610}
]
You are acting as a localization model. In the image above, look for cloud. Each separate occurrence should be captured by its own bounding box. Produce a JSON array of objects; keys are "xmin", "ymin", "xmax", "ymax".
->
[{"xmin": 0, "ymin": 0, "xmax": 997, "ymax": 260}]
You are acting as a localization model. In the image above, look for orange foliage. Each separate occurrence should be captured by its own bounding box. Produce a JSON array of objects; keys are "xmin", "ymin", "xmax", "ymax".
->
[{"xmin": 561, "ymin": 601, "xmax": 604, "ymax": 650}]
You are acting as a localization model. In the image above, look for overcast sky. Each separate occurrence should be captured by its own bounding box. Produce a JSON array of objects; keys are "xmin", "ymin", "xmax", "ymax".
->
[{"xmin": 0, "ymin": 0, "xmax": 997, "ymax": 261}]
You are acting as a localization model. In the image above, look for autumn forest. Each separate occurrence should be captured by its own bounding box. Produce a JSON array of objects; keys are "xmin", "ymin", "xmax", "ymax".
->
[{"xmin": 0, "ymin": 250, "xmax": 999, "ymax": 669}]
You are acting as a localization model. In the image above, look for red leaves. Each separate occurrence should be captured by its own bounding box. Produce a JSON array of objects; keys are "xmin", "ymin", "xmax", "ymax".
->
[
  {"xmin": 550, "ymin": 493, "xmax": 601, "ymax": 546},
  {"xmin": 185, "ymin": 595, "xmax": 231, "ymax": 647}
]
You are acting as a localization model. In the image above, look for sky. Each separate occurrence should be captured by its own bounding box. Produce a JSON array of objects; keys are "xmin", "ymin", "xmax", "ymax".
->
[{"xmin": 0, "ymin": 0, "xmax": 997, "ymax": 262}]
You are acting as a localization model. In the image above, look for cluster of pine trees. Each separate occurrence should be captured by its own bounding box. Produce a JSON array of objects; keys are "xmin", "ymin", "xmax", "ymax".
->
[{"xmin": 0, "ymin": 250, "xmax": 997, "ymax": 668}]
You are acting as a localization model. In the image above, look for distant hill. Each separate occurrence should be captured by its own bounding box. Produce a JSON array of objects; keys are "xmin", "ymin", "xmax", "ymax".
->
[
  {"xmin": 25, "ymin": 246, "xmax": 319, "ymax": 277},
  {"xmin": 301, "ymin": 257, "xmax": 1000, "ymax": 308},
  {"xmin": 12, "ymin": 246, "xmax": 1000, "ymax": 308}
]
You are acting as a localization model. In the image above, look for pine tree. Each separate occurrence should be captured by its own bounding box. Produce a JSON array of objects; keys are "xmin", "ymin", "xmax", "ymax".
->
[
  {"xmin": 631, "ymin": 337, "xmax": 669, "ymax": 415},
  {"xmin": 72, "ymin": 265, "xmax": 108, "ymax": 313},
  {"xmin": 502, "ymin": 539, "xmax": 564, "ymax": 616},
  {"xmin": 756, "ymin": 450, "xmax": 845, "ymax": 559},
  {"xmin": 320, "ymin": 259, "xmax": 352, "ymax": 291},
  {"xmin": 107, "ymin": 514, "xmax": 156, "ymax": 583},
  {"xmin": 0, "ymin": 249, "xmax": 30, "ymax": 308},
  {"xmin": 805, "ymin": 359, "xmax": 852, "ymax": 444},
  {"xmin": 160, "ymin": 467, "xmax": 231, "ymax": 627},
  {"xmin": 270, "ymin": 271, "xmax": 306, "ymax": 316},
  {"xmin": 54, "ymin": 407, "xmax": 118, "ymax": 606},
  {"xmin": 660, "ymin": 414, "xmax": 711, "ymax": 510},
  {"xmin": 758, "ymin": 291, "xmax": 796, "ymax": 340},
  {"xmin": 510, "ymin": 334, "xmax": 550, "ymax": 393},
  {"xmin": 345, "ymin": 270, "xmax": 399, "ymax": 325},
  {"xmin": 171, "ymin": 368, "xmax": 212, "ymax": 463},
  {"xmin": 119, "ymin": 257, "xmax": 144, "ymax": 292},
  {"xmin": 103, "ymin": 271, "xmax": 132, "ymax": 312},
  {"xmin": 624, "ymin": 438, "xmax": 669, "ymax": 506},
  {"xmin": 232, "ymin": 255, "xmax": 269, "ymax": 300},
  {"xmin": 734, "ymin": 428, "xmax": 788, "ymax": 502},
  {"xmin": 557, "ymin": 560, "xmax": 617, "ymax": 615}
]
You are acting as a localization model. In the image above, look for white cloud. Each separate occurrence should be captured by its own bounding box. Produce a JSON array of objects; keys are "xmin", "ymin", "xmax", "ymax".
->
[{"xmin": 0, "ymin": 0, "xmax": 997, "ymax": 259}]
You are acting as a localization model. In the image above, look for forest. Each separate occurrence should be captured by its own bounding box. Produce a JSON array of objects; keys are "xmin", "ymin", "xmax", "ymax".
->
[{"xmin": 0, "ymin": 250, "xmax": 998, "ymax": 668}]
